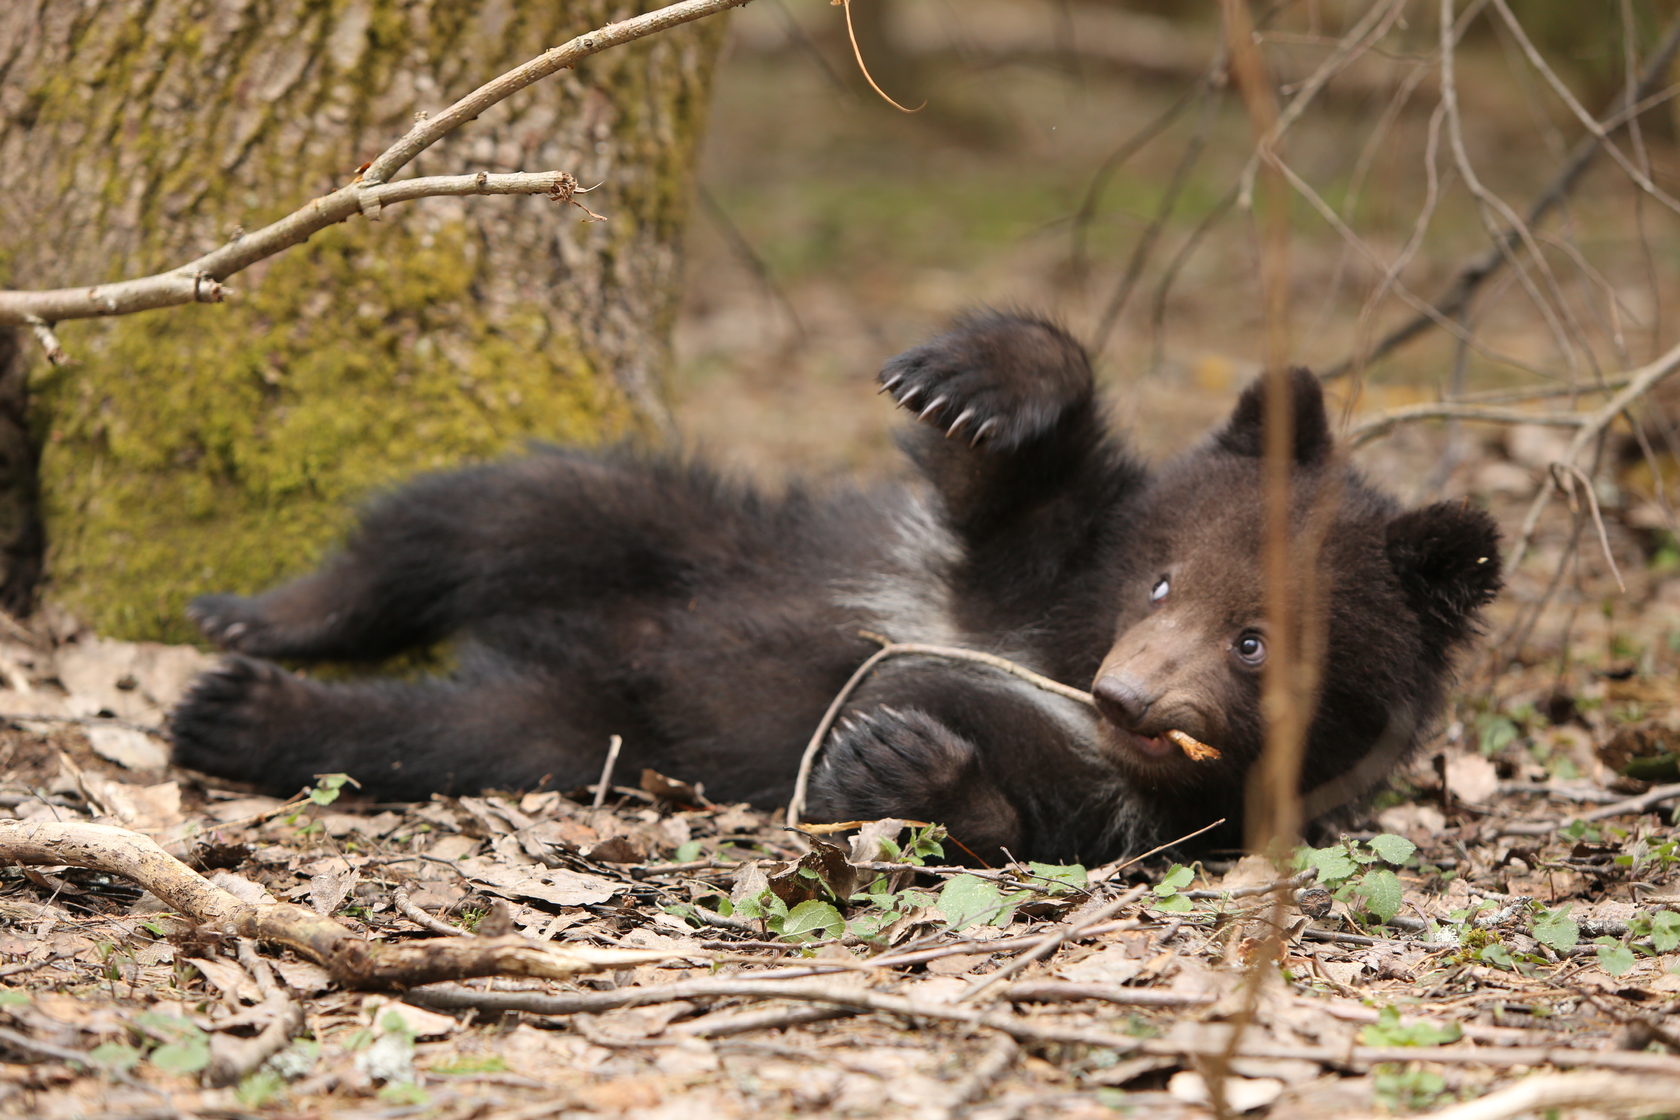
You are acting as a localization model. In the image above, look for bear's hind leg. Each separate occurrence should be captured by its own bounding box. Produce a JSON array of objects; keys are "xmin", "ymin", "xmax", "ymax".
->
[{"xmin": 170, "ymin": 657, "xmax": 627, "ymax": 800}]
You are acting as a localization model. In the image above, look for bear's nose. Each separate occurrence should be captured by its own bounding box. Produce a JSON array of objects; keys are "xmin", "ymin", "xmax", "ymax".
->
[{"xmin": 1092, "ymin": 673, "xmax": 1157, "ymax": 731}]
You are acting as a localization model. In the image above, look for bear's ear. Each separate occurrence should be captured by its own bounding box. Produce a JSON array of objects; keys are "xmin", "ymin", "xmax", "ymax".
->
[
  {"xmin": 1385, "ymin": 501, "xmax": 1503, "ymax": 654},
  {"xmin": 1216, "ymin": 367, "xmax": 1332, "ymax": 465}
]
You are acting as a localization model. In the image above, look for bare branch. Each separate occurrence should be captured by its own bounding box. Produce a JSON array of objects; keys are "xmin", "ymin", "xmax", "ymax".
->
[
  {"xmin": 0, "ymin": 173, "xmax": 577, "ymax": 327},
  {"xmin": 1347, "ymin": 402, "xmax": 1583, "ymax": 448},
  {"xmin": 1322, "ymin": 8, "xmax": 1680, "ymax": 380},
  {"xmin": 361, "ymin": 0, "xmax": 752, "ymax": 188},
  {"xmin": 0, "ymin": 0, "xmax": 755, "ymax": 337},
  {"xmin": 1507, "ymin": 335, "xmax": 1680, "ymax": 572}
]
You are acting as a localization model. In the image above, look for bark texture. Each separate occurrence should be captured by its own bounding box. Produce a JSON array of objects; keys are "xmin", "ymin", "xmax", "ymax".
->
[{"xmin": 0, "ymin": 0, "xmax": 726, "ymax": 637}]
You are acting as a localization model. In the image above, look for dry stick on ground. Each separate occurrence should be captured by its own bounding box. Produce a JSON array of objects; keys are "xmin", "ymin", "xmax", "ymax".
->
[
  {"xmin": 0, "ymin": 0, "xmax": 754, "ymax": 347},
  {"xmin": 408, "ymin": 977, "xmax": 1680, "ymax": 1076},
  {"xmin": 1410, "ymin": 1071, "xmax": 1680, "ymax": 1120},
  {"xmin": 1497, "ymin": 781, "xmax": 1680, "ymax": 838},
  {"xmin": 204, "ymin": 942, "xmax": 304, "ymax": 1088},
  {"xmin": 0, "ymin": 819, "xmax": 671, "ymax": 989},
  {"xmin": 1319, "ymin": 9, "xmax": 1680, "ymax": 381}
]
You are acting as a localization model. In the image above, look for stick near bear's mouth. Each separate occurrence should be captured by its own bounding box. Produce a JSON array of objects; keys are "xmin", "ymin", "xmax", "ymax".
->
[{"xmin": 1165, "ymin": 729, "xmax": 1221, "ymax": 762}]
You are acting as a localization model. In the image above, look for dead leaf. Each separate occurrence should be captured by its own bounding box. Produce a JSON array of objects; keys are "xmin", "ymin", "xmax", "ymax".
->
[
  {"xmin": 641, "ymin": 768, "xmax": 706, "ymax": 805},
  {"xmin": 307, "ymin": 867, "xmax": 359, "ymax": 916},
  {"xmin": 85, "ymin": 725, "xmax": 168, "ymax": 770},
  {"xmin": 1168, "ymin": 1071, "xmax": 1285, "ymax": 1112},
  {"xmin": 458, "ymin": 857, "xmax": 621, "ymax": 908},
  {"xmin": 1445, "ymin": 753, "xmax": 1500, "ymax": 804}
]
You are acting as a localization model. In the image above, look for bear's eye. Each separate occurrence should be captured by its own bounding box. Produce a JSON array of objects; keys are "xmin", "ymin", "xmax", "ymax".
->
[
  {"xmin": 1150, "ymin": 577, "xmax": 1170, "ymax": 604},
  {"xmin": 1233, "ymin": 631, "xmax": 1266, "ymax": 667}
]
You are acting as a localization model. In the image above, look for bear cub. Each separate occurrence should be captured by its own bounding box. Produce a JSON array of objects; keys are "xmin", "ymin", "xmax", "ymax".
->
[{"xmin": 171, "ymin": 312, "xmax": 1501, "ymax": 863}]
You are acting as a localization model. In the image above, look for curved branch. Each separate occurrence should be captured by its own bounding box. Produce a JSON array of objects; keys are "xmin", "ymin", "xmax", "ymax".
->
[{"xmin": 785, "ymin": 636, "xmax": 1096, "ymax": 828}]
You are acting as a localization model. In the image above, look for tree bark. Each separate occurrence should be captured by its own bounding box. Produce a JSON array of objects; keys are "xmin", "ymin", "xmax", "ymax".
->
[{"xmin": 0, "ymin": 0, "xmax": 727, "ymax": 637}]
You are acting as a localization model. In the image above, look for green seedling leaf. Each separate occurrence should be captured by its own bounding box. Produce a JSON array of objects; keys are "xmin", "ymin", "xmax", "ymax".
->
[
  {"xmin": 1476, "ymin": 714, "xmax": 1519, "ymax": 755},
  {"xmin": 1154, "ymin": 864, "xmax": 1194, "ymax": 895},
  {"xmin": 1299, "ymin": 844, "xmax": 1358, "ymax": 885},
  {"xmin": 1374, "ymin": 1065, "xmax": 1449, "ymax": 1112},
  {"xmin": 1651, "ymin": 910, "xmax": 1680, "ymax": 953},
  {"xmin": 1026, "ymin": 862, "xmax": 1088, "ymax": 894},
  {"xmin": 0, "ymin": 990, "xmax": 29, "ymax": 1008},
  {"xmin": 1476, "ymin": 943, "xmax": 1514, "ymax": 969},
  {"xmin": 937, "ymin": 875, "xmax": 1007, "ymax": 931},
  {"xmin": 673, "ymin": 840, "xmax": 703, "ymax": 863},
  {"xmin": 89, "ymin": 1042, "xmax": 143, "ymax": 1072},
  {"xmin": 1595, "ymin": 937, "xmax": 1637, "ymax": 977},
  {"xmin": 151, "ymin": 1035, "xmax": 212, "ymax": 1075},
  {"xmin": 1532, "ymin": 905, "xmax": 1580, "ymax": 952},
  {"xmin": 309, "ymin": 773, "xmax": 351, "ymax": 806},
  {"xmin": 1359, "ymin": 1006, "xmax": 1462, "ymax": 1047},
  {"xmin": 1366, "ymin": 834, "xmax": 1417, "ymax": 865},
  {"xmin": 781, "ymin": 900, "xmax": 844, "ymax": 942},
  {"xmin": 1352, "ymin": 869, "xmax": 1404, "ymax": 923},
  {"xmin": 1152, "ymin": 893, "xmax": 1195, "ymax": 914},
  {"xmin": 236, "ymin": 1069, "xmax": 285, "ymax": 1109}
]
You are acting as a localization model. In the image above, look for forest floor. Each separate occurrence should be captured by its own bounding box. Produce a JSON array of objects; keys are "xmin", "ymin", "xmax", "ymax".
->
[{"xmin": 5, "ymin": 4, "xmax": 1680, "ymax": 1119}]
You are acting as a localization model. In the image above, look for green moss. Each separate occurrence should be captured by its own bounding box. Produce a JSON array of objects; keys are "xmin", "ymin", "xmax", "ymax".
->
[{"xmin": 37, "ymin": 222, "xmax": 632, "ymax": 640}]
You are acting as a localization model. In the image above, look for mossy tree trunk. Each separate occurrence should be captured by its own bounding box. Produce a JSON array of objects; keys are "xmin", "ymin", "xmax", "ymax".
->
[{"xmin": 0, "ymin": 1, "xmax": 726, "ymax": 638}]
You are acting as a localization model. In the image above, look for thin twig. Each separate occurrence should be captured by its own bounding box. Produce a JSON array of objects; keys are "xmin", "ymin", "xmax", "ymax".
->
[
  {"xmin": 1322, "ymin": 8, "xmax": 1680, "ymax": 380},
  {"xmin": 23, "ymin": 317, "xmax": 64, "ymax": 365},
  {"xmin": 393, "ymin": 887, "xmax": 464, "ymax": 936},
  {"xmin": 1497, "ymin": 782, "xmax": 1680, "ymax": 838},
  {"xmin": 0, "ymin": 711, "xmax": 166, "ymax": 737},
  {"xmin": 592, "ymin": 735, "xmax": 624, "ymax": 811},
  {"xmin": 405, "ymin": 978, "xmax": 1680, "ymax": 1075},
  {"xmin": 1507, "ymin": 335, "xmax": 1680, "ymax": 573},
  {"xmin": 1346, "ymin": 403, "xmax": 1583, "ymax": 448},
  {"xmin": 837, "ymin": 0, "xmax": 922, "ymax": 113}
]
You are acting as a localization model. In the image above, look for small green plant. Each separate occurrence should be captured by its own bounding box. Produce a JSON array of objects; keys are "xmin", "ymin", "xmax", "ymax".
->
[
  {"xmin": 1360, "ymin": 1005, "xmax": 1462, "ymax": 1047},
  {"xmin": 672, "ymin": 840, "xmax": 705, "ymax": 863},
  {"xmin": 1150, "ymin": 864, "xmax": 1196, "ymax": 914},
  {"xmin": 430, "ymin": 1055, "xmax": 510, "ymax": 1075},
  {"xmin": 1474, "ymin": 711, "xmax": 1521, "ymax": 756},
  {"xmin": 308, "ymin": 773, "xmax": 352, "ymax": 805},
  {"xmin": 1373, "ymin": 1064, "xmax": 1450, "ymax": 1112},
  {"xmin": 1594, "ymin": 937, "xmax": 1637, "ymax": 977},
  {"xmin": 1532, "ymin": 905, "xmax": 1580, "ymax": 953},
  {"xmin": 235, "ymin": 1069, "xmax": 286, "ymax": 1109},
  {"xmin": 1296, "ymin": 835, "xmax": 1417, "ymax": 924}
]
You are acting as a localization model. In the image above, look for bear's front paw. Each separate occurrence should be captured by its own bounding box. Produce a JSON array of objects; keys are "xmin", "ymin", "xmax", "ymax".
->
[
  {"xmin": 808, "ymin": 706, "xmax": 1022, "ymax": 858},
  {"xmin": 170, "ymin": 656, "xmax": 313, "ymax": 793},
  {"xmin": 878, "ymin": 312, "xmax": 1092, "ymax": 450}
]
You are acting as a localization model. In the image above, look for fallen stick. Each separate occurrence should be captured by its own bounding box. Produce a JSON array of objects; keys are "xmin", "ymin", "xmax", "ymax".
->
[{"xmin": 0, "ymin": 819, "xmax": 668, "ymax": 990}]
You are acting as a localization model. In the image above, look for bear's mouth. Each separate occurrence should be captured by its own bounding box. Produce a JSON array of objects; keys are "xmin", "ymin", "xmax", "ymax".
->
[{"xmin": 1098, "ymin": 724, "xmax": 1220, "ymax": 769}]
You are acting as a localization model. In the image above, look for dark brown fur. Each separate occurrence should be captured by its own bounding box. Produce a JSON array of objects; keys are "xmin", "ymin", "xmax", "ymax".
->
[{"xmin": 171, "ymin": 312, "xmax": 1501, "ymax": 863}]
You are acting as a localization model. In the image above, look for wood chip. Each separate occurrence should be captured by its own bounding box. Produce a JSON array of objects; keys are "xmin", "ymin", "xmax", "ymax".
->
[{"xmin": 1166, "ymin": 729, "xmax": 1220, "ymax": 761}]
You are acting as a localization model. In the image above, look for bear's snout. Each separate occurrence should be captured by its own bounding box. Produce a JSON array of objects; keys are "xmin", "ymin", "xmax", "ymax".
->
[{"xmin": 1092, "ymin": 673, "xmax": 1158, "ymax": 731}]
